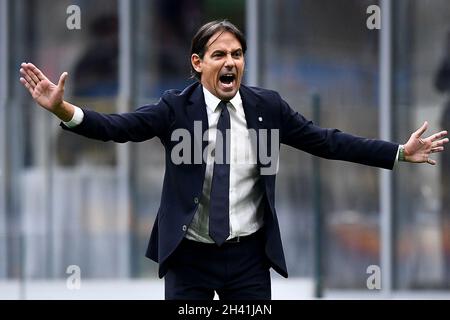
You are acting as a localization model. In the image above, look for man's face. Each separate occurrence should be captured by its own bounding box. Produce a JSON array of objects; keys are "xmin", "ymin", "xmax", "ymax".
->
[{"xmin": 191, "ymin": 31, "xmax": 245, "ymax": 101}]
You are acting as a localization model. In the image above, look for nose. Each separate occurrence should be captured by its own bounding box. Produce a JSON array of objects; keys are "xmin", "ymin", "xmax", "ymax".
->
[{"xmin": 224, "ymin": 53, "xmax": 234, "ymax": 69}]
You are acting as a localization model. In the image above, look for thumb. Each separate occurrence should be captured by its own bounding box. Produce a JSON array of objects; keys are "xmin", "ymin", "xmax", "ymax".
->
[
  {"xmin": 415, "ymin": 121, "xmax": 428, "ymax": 137},
  {"xmin": 57, "ymin": 72, "xmax": 68, "ymax": 90}
]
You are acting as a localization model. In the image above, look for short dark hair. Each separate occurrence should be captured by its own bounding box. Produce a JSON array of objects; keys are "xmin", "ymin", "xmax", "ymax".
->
[{"xmin": 190, "ymin": 20, "xmax": 247, "ymax": 80}]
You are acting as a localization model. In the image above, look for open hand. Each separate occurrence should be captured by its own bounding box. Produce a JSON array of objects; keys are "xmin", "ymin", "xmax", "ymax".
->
[
  {"xmin": 19, "ymin": 62, "xmax": 75, "ymax": 121},
  {"xmin": 19, "ymin": 62, "xmax": 68, "ymax": 113},
  {"xmin": 404, "ymin": 121, "xmax": 449, "ymax": 165}
]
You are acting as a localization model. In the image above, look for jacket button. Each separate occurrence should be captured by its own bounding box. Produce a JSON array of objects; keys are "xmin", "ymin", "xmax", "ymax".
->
[
  {"xmin": 194, "ymin": 197, "xmax": 199, "ymax": 204},
  {"xmin": 182, "ymin": 225, "xmax": 187, "ymax": 231}
]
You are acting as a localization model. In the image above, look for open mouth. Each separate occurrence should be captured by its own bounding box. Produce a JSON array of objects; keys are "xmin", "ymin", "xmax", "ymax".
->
[{"xmin": 219, "ymin": 73, "xmax": 236, "ymax": 89}]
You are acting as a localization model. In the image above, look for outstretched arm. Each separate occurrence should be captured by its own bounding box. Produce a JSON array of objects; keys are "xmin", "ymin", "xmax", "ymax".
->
[
  {"xmin": 19, "ymin": 62, "xmax": 77, "ymax": 122},
  {"xmin": 403, "ymin": 121, "xmax": 448, "ymax": 165},
  {"xmin": 19, "ymin": 62, "xmax": 172, "ymax": 143}
]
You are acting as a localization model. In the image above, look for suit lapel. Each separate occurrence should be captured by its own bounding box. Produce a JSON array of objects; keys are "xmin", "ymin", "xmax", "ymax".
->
[
  {"xmin": 187, "ymin": 83, "xmax": 209, "ymax": 128},
  {"xmin": 187, "ymin": 84, "xmax": 209, "ymax": 165},
  {"xmin": 240, "ymin": 85, "xmax": 265, "ymax": 168},
  {"xmin": 240, "ymin": 85, "xmax": 262, "ymax": 133}
]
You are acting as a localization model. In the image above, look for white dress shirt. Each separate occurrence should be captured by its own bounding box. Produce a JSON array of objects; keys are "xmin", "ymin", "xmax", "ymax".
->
[{"xmin": 185, "ymin": 87, "xmax": 264, "ymax": 243}]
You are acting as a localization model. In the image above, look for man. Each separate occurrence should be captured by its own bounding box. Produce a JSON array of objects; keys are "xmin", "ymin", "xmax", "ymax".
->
[{"xmin": 20, "ymin": 20, "xmax": 448, "ymax": 300}]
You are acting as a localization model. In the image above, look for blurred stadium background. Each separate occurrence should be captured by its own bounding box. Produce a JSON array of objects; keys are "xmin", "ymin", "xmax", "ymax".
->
[{"xmin": 1, "ymin": 0, "xmax": 450, "ymax": 299}]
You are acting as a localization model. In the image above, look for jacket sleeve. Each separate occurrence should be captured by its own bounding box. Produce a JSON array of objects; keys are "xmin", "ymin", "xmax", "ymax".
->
[
  {"xmin": 278, "ymin": 93, "xmax": 398, "ymax": 170},
  {"xmin": 60, "ymin": 96, "xmax": 173, "ymax": 144}
]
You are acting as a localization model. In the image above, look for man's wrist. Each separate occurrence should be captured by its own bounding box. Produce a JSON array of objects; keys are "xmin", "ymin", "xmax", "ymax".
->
[
  {"xmin": 63, "ymin": 105, "xmax": 84, "ymax": 128},
  {"xmin": 53, "ymin": 101, "xmax": 74, "ymax": 122},
  {"xmin": 398, "ymin": 144, "xmax": 406, "ymax": 161}
]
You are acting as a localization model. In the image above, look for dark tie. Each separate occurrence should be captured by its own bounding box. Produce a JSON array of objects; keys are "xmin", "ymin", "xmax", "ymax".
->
[{"xmin": 209, "ymin": 101, "xmax": 231, "ymax": 246}]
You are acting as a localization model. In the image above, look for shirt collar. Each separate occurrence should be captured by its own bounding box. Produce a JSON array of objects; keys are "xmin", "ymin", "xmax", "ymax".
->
[{"xmin": 202, "ymin": 86, "xmax": 241, "ymax": 113}]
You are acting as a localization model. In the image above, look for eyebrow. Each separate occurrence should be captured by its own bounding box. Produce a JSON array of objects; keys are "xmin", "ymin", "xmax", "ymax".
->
[{"xmin": 210, "ymin": 48, "xmax": 243, "ymax": 55}]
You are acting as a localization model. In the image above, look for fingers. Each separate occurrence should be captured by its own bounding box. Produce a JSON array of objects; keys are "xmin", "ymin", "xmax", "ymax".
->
[
  {"xmin": 20, "ymin": 62, "xmax": 41, "ymax": 91},
  {"xmin": 428, "ymin": 137, "xmax": 449, "ymax": 156},
  {"xmin": 427, "ymin": 158, "xmax": 436, "ymax": 165},
  {"xmin": 429, "ymin": 130, "xmax": 448, "ymax": 142},
  {"xmin": 19, "ymin": 62, "xmax": 54, "ymax": 93},
  {"xmin": 20, "ymin": 67, "xmax": 37, "ymax": 89},
  {"xmin": 21, "ymin": 62, "xmax": 47, "ymax": 82},
  {"xmin": 57, "ymin": 72, "xmax": 68, "ymax": 90},
  {"xmin": 431, "ymin": 147, "xmax": 444, "ymax": 153},
  {"xmin": 431, "ymin": 138, "xmax": 449, "ymax": 148},
  {"xmin": 19, "ymin": 77, "xmax": 34, "ymax": 96},
  {"xmin": 25, "ymin": 63, "xmax": 47, "ymax": 81},
  {"xmin": 22, "ymin": 63, "xmax": 41, "ymax": 84},
  {"xmin": 415, "ymin": 121, "xmax": 428, "ymax": 138},
  {"xmin": 20, "ymin": 63, "xmax": 39, "ymax": 85},
  {"xmin": 28, "ymin": 68, "xmax": 40, "ymax": 84}
]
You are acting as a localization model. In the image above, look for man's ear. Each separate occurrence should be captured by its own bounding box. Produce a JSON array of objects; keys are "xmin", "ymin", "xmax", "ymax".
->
[{"xmin": 191, "ymin": 54, "xmax": 202, "ymax": 73}]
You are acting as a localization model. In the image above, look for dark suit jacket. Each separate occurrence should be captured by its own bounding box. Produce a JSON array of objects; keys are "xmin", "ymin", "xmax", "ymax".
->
[{"xmin": 62, "ymin": 82, "xmax": 398, "ymax": 278}]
